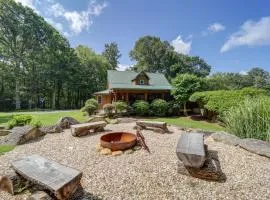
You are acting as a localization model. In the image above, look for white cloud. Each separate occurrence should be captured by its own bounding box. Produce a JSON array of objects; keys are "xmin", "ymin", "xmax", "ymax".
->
[
  {"xmin": 221, "ymin": 17, "xmax": 270, "ymax": 52},
  {"xmin": 208, "ymin": 23, "xmax": 226, "ymax": 33},
  {"xmin": 15, "ymin": 0, "xmax": 108, "ymax": 36},
  {"xmin": 239, "ymin": 70, "xmax": 248, "ymax": 75},
  {"xmin": 171, "ymin": 35, "xmax": 192, "ymax": 55},
  {"xmin": 118, "ymin": 64, "xmax": 131, "ymax": 71},
  {"xmin": 49, "ymin": 1, "xmax": 107, "ymax": 35}
]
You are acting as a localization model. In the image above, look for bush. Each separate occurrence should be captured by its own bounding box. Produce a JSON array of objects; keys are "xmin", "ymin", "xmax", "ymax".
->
[
  {"xmin": 222, "ymin": 97, "xmax": 270, "ymax": 141},
  {"xmin": 81, "ymin": 98, "xmax": 98, "ymax": 116},
  {"xmin": 30, "ymin": 120, "xmax": 42, "ymax": 128},
  {"xmin": 167, "ymin": 100, "xmax": 181, "ymax": 116},
  {"xmin": 113, "ymin": 101, "xmax": 128, "ymax": 114},
  {"xmin": 150, "ymin": 99, "xmax": 168, "ymax": 117},
  {"xmin": 103, "ymin": 104, "xmax": 115, "ymax": 117},
  {"xmin": 8, "ymin": 115, "xmax": 33, "ymax": 129},
  {"xmin": 132, "ymin": 100, "xmax": 150, "ymax": 116},
  {"xmin": 189, "ymin": 87, "xmax": 268, "ymax": 114}
]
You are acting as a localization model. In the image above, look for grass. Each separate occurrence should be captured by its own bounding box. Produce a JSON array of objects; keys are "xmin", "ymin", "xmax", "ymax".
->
[
  {"xmin": 0, "ymin": 145, "xmax": 15, "ymax": 155},
  {"xmin": 0, "ymin": 110, "xmax": 87, "ymax": 126},
  {"xmin": 151, "ymin": 116, "xmax": 225, "ymax": 132}
]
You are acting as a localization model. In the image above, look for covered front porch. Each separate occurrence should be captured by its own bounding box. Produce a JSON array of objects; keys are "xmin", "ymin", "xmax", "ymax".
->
[{"xmin": 94, "ymin": 89, "xmax": 171, "ymax": 108}]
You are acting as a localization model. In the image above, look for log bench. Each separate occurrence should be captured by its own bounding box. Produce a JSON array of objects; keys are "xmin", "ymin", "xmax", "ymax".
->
[
  {"xmin": 71, "ymin": 121, "xmax": 106, "ymax": 137},
  {"xmin": 135, "ymin": 121, "xmax": 169, "ymax": 133},
  {"xmin": 176, "ymin": 132, "xmax": 206, "ymax": 168},
  {"xmin": 9, "ymin": 154, "xmax": 82, "ymax": 200}
]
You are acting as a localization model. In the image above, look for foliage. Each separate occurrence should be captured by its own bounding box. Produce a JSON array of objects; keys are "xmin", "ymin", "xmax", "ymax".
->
[
  {"xmin": 0, "ymin": 145, "xmax": 15, "ymax": 155},
  {"xmin": 30, "ymin": 120, "xmax": 42, "ymax": 128},
  {"xmin": 190, "ymin": 87, "xmax": 268, "ymax": 114},
  {"xmin": 81, "ymin": 98, "xmax": 99, "ymax": 116},
  {"xmin": 132, "ymin": 100, "xmax": 150, "ymax": 116},
  {"xmin": 129, "ymin": 36, "xmax": 211, "ymax": 78},
  {"xmin": 222, "ymin": 97, "xmax": 270, "ymax": 141},
  {"xmin": 150, "ymin": 99, "xmax": 168, "ymax": 117},
  {"xmin": 167, "ymin": 100, "xmax": 181, "ymax": 116},
  {"xmin": 113, "ymin": 101, "xmax": 128, "ymax": 114},
  {"xmin": 172, "ymin": 74, "xmax": 203, "ymax": 115},
  {"xmin": 102, "ymin": 42, "xmax": 121, "ymax": 70},
  {"xmin": 8, "ymin": 115, "xmax": 32, "ymax": 129},
  {"xmin": 150, "ymin": 117, "xmax": 225, "ymax": 132},
  {"xmin": 103, "ymin": 104, "xmax": 115, "ymax": 118}
]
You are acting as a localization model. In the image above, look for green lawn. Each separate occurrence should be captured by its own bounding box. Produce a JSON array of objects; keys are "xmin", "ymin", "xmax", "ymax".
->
[
  {"xmin": 151, "ymin": 117, "xmax": 225, "ymax": 132},
  {"xmin": 0, "ymin": 110, "xmax": 87, "ymax": 126},
  {"xmin": 0, "ymin": 145, "xmax": 15, "ymax": 155}
]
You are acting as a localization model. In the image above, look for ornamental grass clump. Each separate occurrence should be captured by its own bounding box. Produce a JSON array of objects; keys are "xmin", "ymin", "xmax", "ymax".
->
[{"xmin": 222, "ymin": 97, "xmax": 270, "ymax": 141}]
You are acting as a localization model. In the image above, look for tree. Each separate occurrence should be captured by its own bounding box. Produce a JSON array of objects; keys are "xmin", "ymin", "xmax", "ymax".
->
[
  {"xmin": 102, "ymin": 42, "xmax": 121, "ymax": 70},
  {"xmin": 171, "ymin": 74, "xmax": 202, "ymax": 116},
  {"xmin": 247, "ymin": 67, "xmax": 270, "ymax": 89},
  {"xmin": 129, "ymin": 36, "xmax": 211, "ymax": 79}
]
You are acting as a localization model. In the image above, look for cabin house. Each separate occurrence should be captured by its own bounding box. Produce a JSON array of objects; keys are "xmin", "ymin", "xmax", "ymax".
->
[{"xmin": 94, "ymin": 70, "xmax": 172, "ymax": 108}]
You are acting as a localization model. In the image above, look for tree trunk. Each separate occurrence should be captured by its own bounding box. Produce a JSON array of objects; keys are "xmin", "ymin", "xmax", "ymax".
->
[
  {"xmin": 183, "ymin": 102, "xmax": 188, "ymax": 116},
  {"xmin": 15, "ymin": 80, "xmax": 21, "ymax": 110},
  {"xmin": 52, "ymin": 88, "xmax": 56, "ymax": 110}
]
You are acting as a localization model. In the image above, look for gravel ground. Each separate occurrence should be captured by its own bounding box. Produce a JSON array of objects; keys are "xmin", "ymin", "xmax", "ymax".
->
[{"xmin": 0, "ymin": 123, "xmax": 270, "ymax": 200}]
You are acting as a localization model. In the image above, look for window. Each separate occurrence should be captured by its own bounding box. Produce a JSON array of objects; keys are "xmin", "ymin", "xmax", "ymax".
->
[
  {"xmin": 97, "ymin": 96, "xmax": 102, "ymax": 104},
  {"xmin": 139, "ymin": 79, "xmax": 145, "ymax": 85}
]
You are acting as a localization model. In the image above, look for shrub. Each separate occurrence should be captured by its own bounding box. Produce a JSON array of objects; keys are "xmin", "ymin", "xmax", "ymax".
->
[
  {"xmin": 113, "ymin": 101, "xmax": 128, "ymax": 114},
  {"xmin": 222, "ymin": 97, "xmax": 270, "ymax": 141},
  {"xmin": 189, "ymin": 87, "xmax": 268, "ymax": 114},
  {"xmin": 8, "ymin": 115, "xmax": 33, "ymax": 129},
  {"xmin": 103, "ymin": 104, "xmax": 115, "ymax": 118},
  {"xmin": 81, "ymin": 98, "xmax": 98, "ymax": 116},
  {"xmin": 30, "ymin": 120, "xmax": 42, "ymax": 128},
  {"xmin": 167, "ymin": 100, "xmax": 181, "ymax": 116},
  {"xmin": 132, "ymin": 100, "xmax": 150, "ymax": 116},
  {"xmin": 150, "ymin": 99, "xmax": 168, "ymax": 117}
]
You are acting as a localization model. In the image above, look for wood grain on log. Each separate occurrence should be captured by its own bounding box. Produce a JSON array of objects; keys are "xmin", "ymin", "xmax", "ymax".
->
[
  {"xmin": 71, "ymin": 121, "xmax": 106, "ymax": 137},
  {"xmin": 136, "ymin": 121, "xmax": 169, "ymax": 133},
  {"xmin": 176, "ymin": 133, "xmax": 206, "ymax": 168},
  {"xmin": 11, "ymin": 154, "xmax": 82, "ymax": 200}
]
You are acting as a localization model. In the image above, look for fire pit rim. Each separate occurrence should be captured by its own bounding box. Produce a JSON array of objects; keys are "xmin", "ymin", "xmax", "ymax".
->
[{"xmin": 100, "ymin": 131, "xmax": 137, "ymax": 151}]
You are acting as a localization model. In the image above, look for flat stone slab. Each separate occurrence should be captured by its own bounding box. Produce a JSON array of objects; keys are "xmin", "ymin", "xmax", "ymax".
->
[
  {"xmin": 176, "ymin": 133, "xmax": 206, "ymax": 168},
  {"xmin": 239, "ymin": 139, "xmax": 270, "ymax": 158},
  {"xmin": 211, "ymin": 132, "xmax": 240, "ymax": 146},
  {"xmin": 11, "ymin": 155, "xmax": 82, "ymax": 199}
]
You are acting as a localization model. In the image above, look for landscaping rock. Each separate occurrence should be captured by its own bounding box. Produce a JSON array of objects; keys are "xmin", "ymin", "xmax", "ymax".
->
[
  {"xmin": 1, "ymin": 126, "xmax": 45, "ymax": 145},
  {"xmin": 95, "ymin": 143, "xmax": 103, "ymax": 152},
  {"xmin": 112, "ymin": 151, "xmax": 123, "ymax": 156},
  {"xmin": 100, "ymin": 148, "xmax": 112, "ymax": 155},
  {"xmin": 27, "ymin": 191, "xmax": 53, "ymax": 200},
  {"xmin": 124, "ymin": 149, "xmax": 134, "ymax": 154},
  {"xmin": 239, "ymin": 138, "xmax": 270, "ymax": 158},
  {"xmin": 133, "ymin": 145, "xmax": 142, "ymax": 151},
  {"xmin": 39, "ymin": 125, "xmax": 62, "ymax": 134},
  {"xmin": 0, "ymin": 129, "xmax": 11, "ymax": 136},
  {"xmin": 211, "ymin": 132, "xmax": 240, "ymax": 146},
  {"xmin": 56, "ymin": 117, "xmax": 79, "ymax": 129},
  {"xmin": 88, "ymin": 115, "xmax": 105, "ymax": 123}
]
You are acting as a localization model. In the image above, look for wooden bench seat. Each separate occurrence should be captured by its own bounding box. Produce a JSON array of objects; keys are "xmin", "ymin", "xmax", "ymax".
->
[
  {"xmin": 71, "ymin": 121, "xmax": 106, "ymax": 137},
  {"xmin": 135, "ymin": 121, "xmax": 169, "ymax": 133},
  {"xmin": 176, "ymin": 132, "xmax": 206, "ymax": 168}
]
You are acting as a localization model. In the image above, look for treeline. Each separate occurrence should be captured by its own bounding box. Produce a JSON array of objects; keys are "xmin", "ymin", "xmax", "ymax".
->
[{"xmin": 1, "ymin": 0, "xmax": 269, "ymax": 111}]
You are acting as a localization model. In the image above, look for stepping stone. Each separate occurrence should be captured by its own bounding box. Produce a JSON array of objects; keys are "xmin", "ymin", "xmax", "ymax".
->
[
  {"xmin": 11, "ymin": 155, "xmax": 82, "ymax": 200},
  {"xmin": 239, "ymin": 138, "xmax": 270, "ymax": 158}
]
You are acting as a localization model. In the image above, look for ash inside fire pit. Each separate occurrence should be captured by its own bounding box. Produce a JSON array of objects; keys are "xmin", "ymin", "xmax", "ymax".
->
[{"xmin": 100, "ymin": 132, "xmax": 137, "ymax": 151}]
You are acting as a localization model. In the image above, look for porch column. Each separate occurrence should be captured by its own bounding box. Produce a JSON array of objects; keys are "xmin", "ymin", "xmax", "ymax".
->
[
  {"xmin": 126, "ymin": 92, "xmax": 129, "ymax": 103},
  {"xmin": 144, "ymin": 92, "xmax": 148, "ymax": 101},
  {"xmin": 162, "ymin": 92, "xmax": 165, "ymax": 99}
]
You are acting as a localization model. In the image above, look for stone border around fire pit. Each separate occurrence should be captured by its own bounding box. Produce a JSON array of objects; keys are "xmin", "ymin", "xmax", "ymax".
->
[{"xmin": 96, "ymin": 142, "xmax": 142, "ymax": 156}]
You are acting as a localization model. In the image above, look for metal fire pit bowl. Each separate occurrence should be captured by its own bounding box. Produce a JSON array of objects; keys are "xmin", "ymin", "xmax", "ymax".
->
[{"xmin": 100, "ymin": 132, "xmax": 137, "ymax": 151}]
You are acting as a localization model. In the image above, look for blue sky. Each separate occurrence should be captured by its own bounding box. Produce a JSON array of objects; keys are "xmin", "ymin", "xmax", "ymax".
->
[{"xmin": 16, "ymin": 0, "xmax": 270, "ymax": 73}]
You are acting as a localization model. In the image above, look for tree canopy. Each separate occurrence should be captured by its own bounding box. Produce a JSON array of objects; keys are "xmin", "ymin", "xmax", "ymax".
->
[{"xmin": 102, "ymin": 42, "xmax": 121, "ymax": 70}]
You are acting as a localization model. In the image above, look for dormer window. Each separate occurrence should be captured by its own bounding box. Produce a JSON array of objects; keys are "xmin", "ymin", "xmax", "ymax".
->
[{"xmin": 140, "ymin": 79, "xmax": 145, "ymax": 85}]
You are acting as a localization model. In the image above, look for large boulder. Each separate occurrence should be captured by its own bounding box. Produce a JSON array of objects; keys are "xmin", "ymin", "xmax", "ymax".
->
[
  {"xmin": 56, "ymin": 117, "xmax": 79, "ymax": 129},
  {"xmin": 239, "ymin": 138, "xmax": 270, "ymax": 158},
  {"xmin": 1, "ymin": 126, "xmax": 45, "ymax": 145},
  {"xmin": 211, "ymin": 132, "xmax": 241, "ymax": 146},
  {"xmin": 39, "ymin": 125, "xmax": 63, "ymax": 134},
  {"xmin": 88, "ymin": 115, "xmax": 105, "ymax": 123}
]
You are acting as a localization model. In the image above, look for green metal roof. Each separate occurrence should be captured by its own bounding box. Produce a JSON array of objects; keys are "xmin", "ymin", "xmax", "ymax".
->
[
  {"xmin": 107, "ymin": 70, "xmax": 172, "ymax": 90},
  {"xmin": 93, "ymin": 89, "xmax": 111, "ymax": 95}
]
